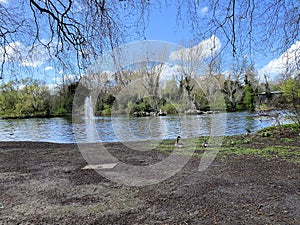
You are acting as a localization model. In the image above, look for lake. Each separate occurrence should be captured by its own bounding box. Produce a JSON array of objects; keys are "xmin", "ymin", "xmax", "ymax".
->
[{"xmin": 0, "ymin": 111, "xmax": 287, "ymax": 143}]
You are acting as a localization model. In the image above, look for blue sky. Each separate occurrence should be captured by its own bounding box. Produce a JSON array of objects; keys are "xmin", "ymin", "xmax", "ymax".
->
[
  {"xmin": 1, "ymin": 0, "xmax": 299, "ymax": 84},
  {"xmin": 142, "ymin": 1, "xmax": 300, "ymax": 81},
  {"xmin": 145, "ymin": 3, "xmax": 187, "ymax": 43}
]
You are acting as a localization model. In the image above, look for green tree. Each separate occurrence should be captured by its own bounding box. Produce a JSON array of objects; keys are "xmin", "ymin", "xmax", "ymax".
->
[
  {"xmin": 280, "ymin": 77, "xmax": 300, "ymax": 125},
  {"xmin": 243, "ymin": 74, "xmax": 256, "ymax": 111},
  {"xmin": 15, "ymin": 79, "xmax": 51, "ymax": 117},
  {"xmin": 0, "ymin": 81, "xmax": 19, "ymax": 117},
  {"xmin": 0, "ymin": 79, "xmax": 51, "ymax": 118},
  {"xmin": 54, "ymin": 81, "xmax": 80, "ymax": 116}
]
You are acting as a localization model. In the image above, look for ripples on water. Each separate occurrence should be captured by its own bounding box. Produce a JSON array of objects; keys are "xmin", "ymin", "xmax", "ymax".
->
[{"xmin": 0, "ymin": 112, "xmax": 287, "ymax": 143}]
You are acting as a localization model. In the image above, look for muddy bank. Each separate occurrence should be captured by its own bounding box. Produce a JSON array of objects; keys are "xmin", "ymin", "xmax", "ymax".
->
[{"xmin": 0, "ymin": 139, "xmax": 299, "ymax": 224}]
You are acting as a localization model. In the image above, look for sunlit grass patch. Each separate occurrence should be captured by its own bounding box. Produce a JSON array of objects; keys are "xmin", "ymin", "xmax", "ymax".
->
[
  {"xmin": 149, "ymin": 124, "xmax": 300, "ymax": 164},
  {"xmin": 258, "ymin": 123, "xmax": 299, "ymax": 133},
  {"xmin": 281, "ymin": 137, "xmax": 295, "ymax": 143},
  {"xmin": 219, "ymin": 144, "xmax": 300, "ymax": 163},
  {"xmin": 152, "ymin": 137, "xmax": 218, "ymax": 154}
]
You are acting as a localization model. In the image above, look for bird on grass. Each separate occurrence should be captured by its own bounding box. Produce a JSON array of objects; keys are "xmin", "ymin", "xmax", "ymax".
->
[
  {"xmin": 242, "ymin": 128, "xmax": 252, "ymax": 143},
  {"xmin": 202, "ymin": 140, "xmax": 209, "ymax": 148},
  {"xmin": 175, "ymin": 136, "xmax": 184, "ymax": 148},
  {"xmin": 246, "ymin": 128, "xmax": 251, "ymax": 136},
  {"xmin": 242, "ymin": 128, "xmax": 251, "ymax": 139}
]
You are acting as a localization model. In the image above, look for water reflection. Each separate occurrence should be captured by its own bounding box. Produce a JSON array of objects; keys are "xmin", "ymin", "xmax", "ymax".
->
[
  {"xmin": 0, "ymin": 117, "xmax": 74, "ymax": 143},
  {"xmin": 110, "ymin": 115, "xmax": 203, "ymax": 142},
  {"xmin": 0, "ymin": 112, "xmax": 289, "ymax": 143}
]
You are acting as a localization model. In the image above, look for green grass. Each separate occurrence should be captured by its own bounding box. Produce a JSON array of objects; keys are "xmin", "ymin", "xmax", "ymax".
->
[
  {"xmin": 218, "ymin": 145, "xmax": 300, "ymax": 163},
  {"xmin": 258, "ymin": 123, "xmax": 299, "ymax": 133},
  {"xmin": 152, "ymin": 124, "xmax": 300, "ymax": 164}
]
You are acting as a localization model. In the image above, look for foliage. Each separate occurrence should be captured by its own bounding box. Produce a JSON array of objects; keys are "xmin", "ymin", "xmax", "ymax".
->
[
  {"xmin": 242, "ymin": 74, "xmax": 256, "ymax": 111},
  {"xmin": 53, "ymin": 81, "xmax": 79, "ymax": 116},
  {"xmin": 54, "ymin": 107, "xmax": 68, "ymax": 117},
  {"xmin": 153, "ymin": 124, "xmax": 300, "ymax": 164},
  {"xmin": 0, "ymin": 79, "xmax": 81, "ymax": 118},
  {"xmin": 128, "ymin": 98, "xmax": 152, "ymax": 114},
  {"xmin": 193, "ymin": 91, "xmax": 209, "ymax": 111},
  {"xmin": 257, "ymin": 123, "xmax": 300, "ymax": 135},
  {"xmin": 218, "ymin": 125, "xmax": 300, "ymax": 163},
  {"xmin": 243, "ymin": 84, "xmax": 255, "ymax": 111},
  {"xmin": 262, "ymin": 131, "xmax": 272, "ymax": 137},
  {"xmin": 102, "ymin": 104, "xmax": 112, "ymax": 116},
  {"xmin": 0, "ymin": 79, "xmax": 51, "ymax": 118},
  {"xmin": 1, "ymin": 72, "xmax": 299, "ymax": 119},
  {"xmin": 160, "ymin": 102, "xmax": 178, "ymax": 114},
  {"xmin": 280, "ymin": 78, "xmax": 300, "ymax": 125},
  {"xmin": 96, "ymin": 93, "xmax": 116, "ymax": 115}
]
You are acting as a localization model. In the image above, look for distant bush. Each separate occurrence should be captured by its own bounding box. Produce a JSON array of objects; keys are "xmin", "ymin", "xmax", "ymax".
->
[
  {"xmin": 102, "ymin": 104, "xmax": 112, "ymax": 115},
  {"xmin": 54, "ymin": 107, "xmax": 68, "ymax": 116},
  {"xmin": 161, "ymin": 102, "xmax": 178, "ymax": 114}
]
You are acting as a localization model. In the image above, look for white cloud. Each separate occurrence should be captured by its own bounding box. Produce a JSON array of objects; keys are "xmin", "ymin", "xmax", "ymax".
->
[
  {"xmin": 259, "ymin": 41, "xmax": 300, "ymax": 78},
  {"xmin": 21, "ymin": 60, "xmax": 45, "ymax": 67},
  {"xmin": 44, "ymin": 83, "xmax": 59, "ymax": 94},
  {"xmin": 44, "ymin": 66, "xmax": 53, "ymax": 71},
  {"xmin": 52, "ymin": 74, "xmax": 79, "ymax": 84},
  {"xmin": 0, "ymin": 0, "xmax": 8, "ymax": 3},
  {"xmin": 0, "ymin": 41, "xmax": 50, "ymax": 68},
  {"xmin": 169, "ymin": 35, "xmax": 221, "ymax": 62},
  {"xmin": 160, "ymin": 64, "xmax": 181, "ymax": 81},
  {"xmin": 200, "ymin": 6, "xmax": 209, "ymax": 15},
  {"xmin": 2, "ymin": 41, "xmax": 21, "ymax": 56}
]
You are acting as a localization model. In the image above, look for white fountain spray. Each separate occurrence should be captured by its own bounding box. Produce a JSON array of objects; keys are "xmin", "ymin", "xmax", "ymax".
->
[
  {"xmin": 84, "ymin": 96, "xmax": 94, "ymax": 119},
  {"xmin": 84, "ymin": 96, "xmax": 98, "ymax": 142}
]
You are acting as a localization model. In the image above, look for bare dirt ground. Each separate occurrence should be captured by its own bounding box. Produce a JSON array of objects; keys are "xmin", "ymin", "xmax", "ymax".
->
[{"xmin": 0, "ymin": 129, "xmax": 300, "ymax": 224}]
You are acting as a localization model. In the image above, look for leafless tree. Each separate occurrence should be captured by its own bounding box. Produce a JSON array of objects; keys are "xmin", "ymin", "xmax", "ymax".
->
[
  {"xmin": 0, "ymin": 0, "xmax": 151, "ymax": 78},
  {"xmin": 178, "ymin": 0, "xmax": 300, "ymax": 59},
  {"xmin": 222, "ymin": 74, "xmax": 243, "ymax": 111},
  {"xmin": 174, "ymin": 41, "xmax": 205, "ymax": 99},
  {"xmin": 141, "ymin": 63, "xmax": 163, "ymax": 99},
  {"xmin": 1, "ymin": 0, "xmax": 300, "ymax": 80}
]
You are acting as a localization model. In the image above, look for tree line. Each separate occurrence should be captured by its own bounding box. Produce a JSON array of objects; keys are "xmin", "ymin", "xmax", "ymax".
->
[{"xmin": 1, "ymin": 70, "xmax": 299, "ymax": 124}]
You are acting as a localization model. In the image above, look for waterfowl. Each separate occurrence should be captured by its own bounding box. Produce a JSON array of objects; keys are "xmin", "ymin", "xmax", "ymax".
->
[
  {"xmin": 241, "ymin": 128, "xmax": 252, "ymax": 143},
  {"xmin": 246, "ymin": 128, "xmax": 251, "ymax": 136},
  {"xmin": 202, "ymin": 140, "xmax": 208, "ymax": 148},
  {"xmin": 242, "ymin": 128, "xmax": 251, "ymax": 139},
  {"xmin": 175, "ymin": 136, "xmax": 183, "ymax": 148}
]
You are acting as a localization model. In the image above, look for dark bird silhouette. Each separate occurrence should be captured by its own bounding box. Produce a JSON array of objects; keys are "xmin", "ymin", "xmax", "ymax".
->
[
  {"xmin": 242, "ymin": 128, "xmax": 251, "ymax": 139},
  {"xmin": 246, "ymin": 128, "xmax": 251, "ymax": 135},
  {"xmin": 175, "ymin": 136, "xmax": 183, "ymax": 148},
  {"xmin": 202, "ymin": 140, "xmax": 208, "ymax": 148}
]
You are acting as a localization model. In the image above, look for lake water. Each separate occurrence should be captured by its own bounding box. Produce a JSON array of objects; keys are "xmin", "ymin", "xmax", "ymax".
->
[{"xmin": 0, "ymin": 111, "xmax": 288, "ymax": 143}]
